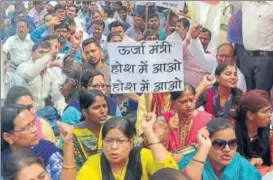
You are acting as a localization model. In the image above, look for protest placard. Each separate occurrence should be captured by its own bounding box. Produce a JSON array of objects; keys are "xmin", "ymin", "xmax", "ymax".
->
[
  {"xmin": 108, "ymin": 41, "xmax": 184, "ymax": 94},
  {"xmin": 156, "ymin": 1, "xmax": 185, "ymax": 13}
]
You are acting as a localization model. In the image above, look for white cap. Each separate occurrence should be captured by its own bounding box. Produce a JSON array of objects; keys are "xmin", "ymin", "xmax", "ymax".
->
[{"xmin": 49, "ymin": 1, "xmax": 58, "ymax": 6}]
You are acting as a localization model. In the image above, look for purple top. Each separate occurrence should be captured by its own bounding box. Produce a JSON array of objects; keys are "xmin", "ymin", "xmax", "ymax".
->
[{"xmin": 227, "ymin": 9, "xmax": 243, "ymax": 45}]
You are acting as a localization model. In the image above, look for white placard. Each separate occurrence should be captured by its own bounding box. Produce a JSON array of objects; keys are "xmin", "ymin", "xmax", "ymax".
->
[
  {"xmin": 156, "ymin": 1, "xmax": 185, "ymax": 13},
  {"xmin": 135, "ymin": 1, "xmax": 185, "ymax": 13},
  {"xmin": 108, "ymin": 41, "xmax": 184, "ymax": 94}
]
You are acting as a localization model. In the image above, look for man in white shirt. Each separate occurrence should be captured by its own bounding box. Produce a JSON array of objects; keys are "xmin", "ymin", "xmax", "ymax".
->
[
  {"xmin": 190, "ymin": 24, "xmax": 247, "ymax": 92},
  {"xmin": 90, "ymin": 20, "xmax": 107, "ymax": 48},
  {"xmin": 16, "ymin": 41, "xmax": 67, "ymax": 115},
  {"xmin": 3, "ymin": 19, "xmax": 34, "ymax": 72},
  {"xmin": 229, "ymin": 1, "xmax": 273, "ymax": 92},
  {"xmin": 166, "ymin": 18, "xmax": 209, "ymax": 88},
  {"xmin": 66, "ymin": 3, "xmax": 85, "ymax": 32}
]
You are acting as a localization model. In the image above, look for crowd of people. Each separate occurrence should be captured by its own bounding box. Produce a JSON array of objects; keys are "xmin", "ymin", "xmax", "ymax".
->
[{"xmin": 1, "ymin": 1, "xmax": 273, "ymax": 180}]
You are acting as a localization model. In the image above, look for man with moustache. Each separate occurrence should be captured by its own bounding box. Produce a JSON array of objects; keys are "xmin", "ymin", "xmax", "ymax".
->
[
  {"xmin": 3, "ymin": 19, "xmax": 34, "ymax": 72},
  {"xmin": 54, "ymin": 21, "xmax": 82, "ymax": 62},
  {"xmin": 62, "ymin": 34, "xmax": 110, "ymax": 92},
  {"xmin": 190, "ymin": 24, "xmax": 247, "ymax": 92}
]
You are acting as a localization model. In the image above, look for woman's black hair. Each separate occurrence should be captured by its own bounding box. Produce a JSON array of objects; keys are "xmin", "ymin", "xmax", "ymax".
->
[
  {"xmin": 101, "ymin": 117, "xmax": 142, "ymax": 180},
  {"xmin": 1, "ymin": 104, "xmax": 33, "ymax": 151},
  {"xmin": 150, "ymin": 168, "xmax": 192, "ymax": 180},
  {"xmin": 235, "ymin": 90, "xmax": 271, "ymax": 166},
  {"xmin": 171, "ymin": 83, "xmax": 196, "ymax": 101},
  {"xmin": 206, "ymin": 117, "xmax": 235, "ymax": 138},
  {"xmin": 3, "ymin": 150, "xmax": 45, "ymax": 180},
  {"xmin": 214, "ymin": 63, "xmax": 243, "ymax": 117},
  {"xmin": 79, "ymin": 89, "xmax": 108, "ymax": 121},
  {"xmin": 102, "ymin": 117, "xmax": 136, "ymax": 139},
  {"xmin": 81, "ymin": 70, "xmax": 104, "ymax": 89},
  {"xmin": 4, "ymin": 86, "xmax": 33, "ymax": 106}
]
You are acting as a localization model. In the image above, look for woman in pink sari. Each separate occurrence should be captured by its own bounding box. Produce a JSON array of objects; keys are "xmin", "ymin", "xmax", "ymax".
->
[{"xmin": 162, "ymin": 83, "xmax": 213, "ymax": 161}]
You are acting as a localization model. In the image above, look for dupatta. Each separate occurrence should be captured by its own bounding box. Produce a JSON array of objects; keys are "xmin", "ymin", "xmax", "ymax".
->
[{"xmin": 163, "ymin": 111, "xmax": 213, "ymax": 152}]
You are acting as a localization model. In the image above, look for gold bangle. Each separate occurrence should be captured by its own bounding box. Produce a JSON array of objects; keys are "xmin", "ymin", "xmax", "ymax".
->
[
  {"xmin": 147, "ymin": 141, "xmax": 162, "ymax": 146},
  {"xmin": 62, "ymin": 165, "xmax": 76, "ymax": 169}
]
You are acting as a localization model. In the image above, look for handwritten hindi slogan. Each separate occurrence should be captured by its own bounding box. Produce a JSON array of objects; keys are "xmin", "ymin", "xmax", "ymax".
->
[{"xmin": 108, "ymin": 41, "xmax": 184, "ymax": 94}]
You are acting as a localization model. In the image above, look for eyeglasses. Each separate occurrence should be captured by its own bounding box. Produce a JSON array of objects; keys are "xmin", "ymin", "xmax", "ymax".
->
[
  {"xmin": 217, "ymin": 54, "xmax": 233, "ymax": 59},
  {"xmin": 103, "ymin": 138, "xmax": 130, "ymax": 146},
  {"xmin": 212, "ymin": 139, "xmax": 238, "ymax": 150},
  {"xmin": 12, "ymin": 120, "xmax": 36, "ymax": 133},
  {"xmin": 258, "ymin": 108, "xmax": 273, "ymax": 115},
  {"xmin": 88, "ymin": 84, "xmax": 110, "ymax": 89}
]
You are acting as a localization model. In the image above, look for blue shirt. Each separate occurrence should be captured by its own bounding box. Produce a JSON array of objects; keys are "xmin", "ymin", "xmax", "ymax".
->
[
  {"xmin": 58, "ymin": 41, "xmax": 82, "ymax": 63},
  {"xmin": 30, "ymin": 24, "xmax": 82, "ymax": 62}
]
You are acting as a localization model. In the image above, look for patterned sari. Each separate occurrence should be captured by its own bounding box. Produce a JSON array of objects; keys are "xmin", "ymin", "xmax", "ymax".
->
[{"xmin": 73, "ymin": 122, "xmax": 104, "ymax": 170}]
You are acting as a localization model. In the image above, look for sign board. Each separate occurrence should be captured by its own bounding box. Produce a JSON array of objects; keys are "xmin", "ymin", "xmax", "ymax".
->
[
  {"xmin": 135, "ymin": 1, "xmax": 185, "ymax": 13},
  {"xmin": 108, "ymin": 41, "xmax": 184, "ymax": 94},
  {"xmin": 156, "ymin": 1, "xmax": 185, "ymax": 13}
]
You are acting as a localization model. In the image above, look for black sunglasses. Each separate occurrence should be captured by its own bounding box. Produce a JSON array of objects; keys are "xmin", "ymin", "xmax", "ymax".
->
[{"xmin": 212, "ymin": 139, "xmax": 238, "ymax": 150}]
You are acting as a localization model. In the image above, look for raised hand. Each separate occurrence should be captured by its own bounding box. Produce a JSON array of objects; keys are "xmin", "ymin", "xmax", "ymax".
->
[
  {"xmin": 71, "ymin": 32, "xmax": 83, "ymax": 49},
  {"xmin": 142, "ymin": 112, "xmax": 157, "ymax": 133},
  {"xmin": 201, "ymin": 74, "xmax": 214, "ymax": 88},
  {"xmin": 47, "ymin": 16, "xmax": 61, "ymax": 27},
  {"xmin": 169, "ymin": 113, "xmax": 179, "ymax": 131},
  {"xmin": 49, "ymin": 40, "xmax": 59, "ymax": 57},
  {"xmin": 196, "ymin": 127, "xmax": 211, "ymax": 151},
  {"xmin": 250, "ymin": 157, "xmax": 263, "ymax": 167},
  {"xmin": 191, "ymin": 24, "xmax": 203, "ymax": 39},
  {"xmin": 57, "ymin": 121, "xmax": 74, "ymax": 145}
]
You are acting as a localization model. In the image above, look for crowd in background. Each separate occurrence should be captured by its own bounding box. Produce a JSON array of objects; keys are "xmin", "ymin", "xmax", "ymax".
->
[{"xmin": 1, "ymin": 1, "xmax": 273, "ymax": 180}]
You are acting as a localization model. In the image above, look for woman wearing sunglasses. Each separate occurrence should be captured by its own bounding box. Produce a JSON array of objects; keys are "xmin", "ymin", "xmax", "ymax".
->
[
  {"xmin": 179, "ymin": 117, "xmax": 261, "ymax": 180},
  {"xmin": 1, "ymin": 104, "xmax": 76, "ymax": 180},
  {"xmin": 61, "ymin": 70, "xmax": 121, "ymax": 125},
  {"xmin": 236, "ymin": 90, "xmax": 272, "ymax": 174}
]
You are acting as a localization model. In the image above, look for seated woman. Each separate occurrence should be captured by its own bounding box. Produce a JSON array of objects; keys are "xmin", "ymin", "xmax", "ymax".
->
[
  {"xmin": 77, "ymin": 113, "xmax": 178, "ymax": 179},
  {"xmin": 61, "ymin": 70, "xmax": 121, "ymax": 125},
  {"xmin": 1, "ymin": 104, "xmax": 75, "ymax": 180},
  {"xmin": 179, "ymin": 117, "xmax": 261, "ymax": 179},
  {"xmin": 66, "ymin": 89, "xmax": 110, "ymax": 170},
  {"xmin": 3, "ymin": 122, "xmax": 76, "ymax": 180},
  {"xmin": 162, "ymin": 83, "xmax": 213, "ymax": 161},
  {"xmin": 236, "ymin": 90, "xmax": 272, "ymax": 174},
  {"xmin": 4, "ymin": 86, "xmax": 56, "ymax": 144},
  {"xmin": 195, "ymin": 63, "xmax": 242, "ymax": 121}
]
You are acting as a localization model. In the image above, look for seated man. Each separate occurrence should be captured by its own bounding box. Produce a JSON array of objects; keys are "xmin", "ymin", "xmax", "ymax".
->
[
  {"xmin": 3, "ymin": 19, "xmax": 34, "ymax": 72},
  {"xmin": 16, "ymin": 41, "xmax": 67, "ymax": 123}
]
